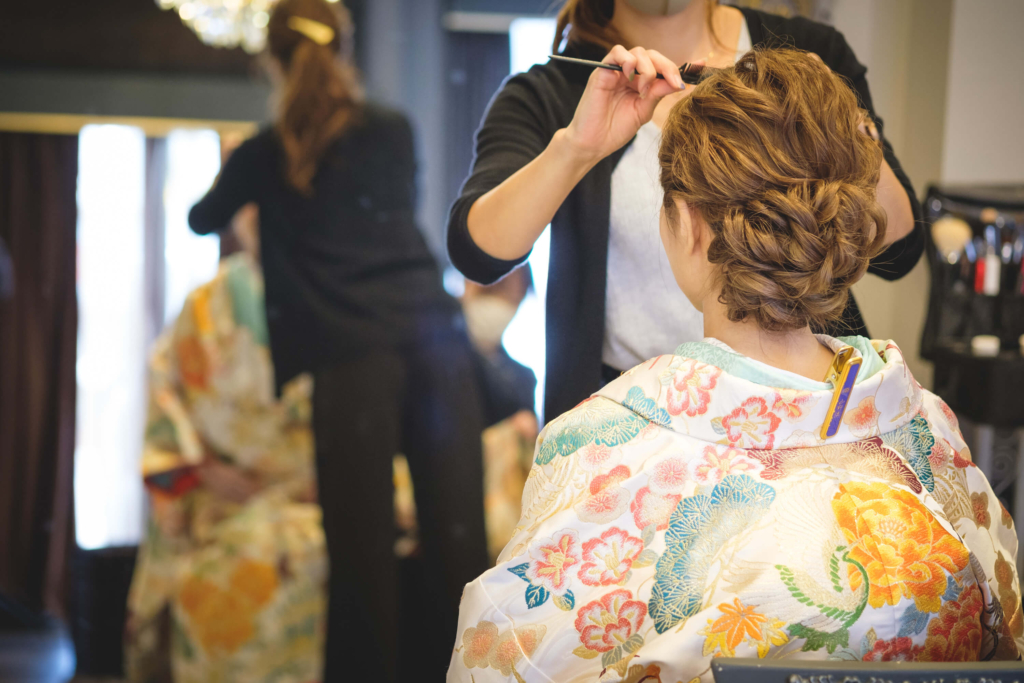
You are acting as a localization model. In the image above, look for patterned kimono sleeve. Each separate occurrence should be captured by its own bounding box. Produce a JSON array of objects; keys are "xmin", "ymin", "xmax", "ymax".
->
[
  {"xmin": 922, "ymin": 392, "xmax": 1024, "ymax": 657},
  {"xmin": 141, "ymin": 289, "xmax": 210, "ymax": 497},
  {"xmin": 496, "ymin": 414, "xmax": 584, "ymax": 565},
  {"xmin": 448, "ymin": 577, "xmax": 551, "ymax": 683},
  {"xmin": 126, "ymin": 289, "xmax": 214, "ymax": 673}
]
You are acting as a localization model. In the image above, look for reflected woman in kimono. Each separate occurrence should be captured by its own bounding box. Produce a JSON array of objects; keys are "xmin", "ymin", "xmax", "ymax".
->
[
  {"xmin": 449, "ymin": 49, "xmax": 1024, "ymax": 682},
  {"xmin": 125, "ymin": 206, "xmax": 327, "ymax": 683}
]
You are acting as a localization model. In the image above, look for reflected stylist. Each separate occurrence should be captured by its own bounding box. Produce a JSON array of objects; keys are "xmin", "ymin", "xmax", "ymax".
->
[
  {"xmin": 189, "ymin": 0, "xmax": 489, "ymax": 679},
  {"xmin": 448, "ymin": 0, "xmax": 921, "ymax": 422}
]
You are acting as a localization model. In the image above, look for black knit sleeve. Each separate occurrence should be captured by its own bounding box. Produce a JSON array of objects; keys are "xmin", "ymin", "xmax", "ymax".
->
[
  {"xmin": 446, "ymin": 70, "xmax": 559, "ymax": 285},
  {"xmin": 188, "ymin": 134, "xmax": 263, "ymax": 235},
  {"xmin": 806, "ymin": 20, "xmax": 925, "ymax": 281}
]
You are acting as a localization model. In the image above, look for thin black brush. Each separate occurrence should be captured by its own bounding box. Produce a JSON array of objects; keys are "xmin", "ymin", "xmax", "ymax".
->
[{"xmin": 548, "ymin": 54, "xmax": 712, "ymax": 84}]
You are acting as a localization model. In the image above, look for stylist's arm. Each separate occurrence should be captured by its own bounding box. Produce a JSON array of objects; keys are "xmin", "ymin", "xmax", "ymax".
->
[
  {"xmin": 466, "ymin": 46, "xmax": 686, "ymax": 262},
  {"xmin": 874, "ymin": 146, "xmax": 915, "ymax": 245}
]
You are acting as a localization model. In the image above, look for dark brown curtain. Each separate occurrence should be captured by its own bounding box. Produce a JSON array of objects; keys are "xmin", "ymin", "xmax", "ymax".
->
[{"xmin": 0, "ymin": 132, "xmax": 79, "ymax": 618}]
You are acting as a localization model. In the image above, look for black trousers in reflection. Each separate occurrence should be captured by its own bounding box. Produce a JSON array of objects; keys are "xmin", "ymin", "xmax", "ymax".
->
[{"xmin": 312, "ymin": 321, "xmax": 489, "ymax": 682}]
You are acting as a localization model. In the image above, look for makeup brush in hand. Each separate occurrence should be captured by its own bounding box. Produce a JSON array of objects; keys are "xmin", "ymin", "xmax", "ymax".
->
[{"xmin": 549, "ymin": 54, "xmax": 710, "ymax": 85}]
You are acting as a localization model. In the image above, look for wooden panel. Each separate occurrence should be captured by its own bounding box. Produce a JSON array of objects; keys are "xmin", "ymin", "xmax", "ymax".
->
[
  {"xmin": 0, "ymin": 0, "xmax": 368, "ymax": 76},
  {"xmin": 0, "ymin": 112, "xmax": 258, "ymax": 137}
]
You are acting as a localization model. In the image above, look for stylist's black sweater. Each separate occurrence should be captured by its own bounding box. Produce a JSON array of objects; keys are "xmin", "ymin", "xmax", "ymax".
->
[
  {"xmin": 447, "ymin": 7, "xmax": 925, "ymax": 422},
  {"xmin": 191, "ymin": 104, "xmax": 456, "ymax": 391}
]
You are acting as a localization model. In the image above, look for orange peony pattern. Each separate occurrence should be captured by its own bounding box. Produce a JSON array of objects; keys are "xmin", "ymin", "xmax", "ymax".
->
[
  {"xmin": 831, "ymin": 482, "xmax": 969, "ymax": 612},
  {"xmin": 177, "ymin": 559, "xmax": 280, "ymax": 654}
]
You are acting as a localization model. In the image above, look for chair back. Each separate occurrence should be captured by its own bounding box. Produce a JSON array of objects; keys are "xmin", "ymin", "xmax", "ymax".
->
[{"xmin": 711, "ymin": 657, "xmax": 1024, "ymax": 683}]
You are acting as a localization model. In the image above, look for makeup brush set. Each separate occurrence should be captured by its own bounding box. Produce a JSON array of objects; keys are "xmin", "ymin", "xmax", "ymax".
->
[
  {"xmin": 921, "ymin": 184, "xmax": 1024, "ymax": 430},
  {"xmin": 923, "ymin": 186, "xmax": 1024, "ymax": 353}
]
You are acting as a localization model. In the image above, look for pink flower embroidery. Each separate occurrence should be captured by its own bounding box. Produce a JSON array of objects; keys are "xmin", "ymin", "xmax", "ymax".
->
[
  {"xmin": 771, "ymin": 390, "xmax": 816, "ymax": 422},
  {"xmin": 648, "ymin": 457, "xmax": 688, "ymax": 494},
  {"xmin": 575, "ymin": 589, "xmax": 647, "ymax": 653},
  {"xmin": 690, "ymin": 445, "xmax": 763, "ymax": 486},
  {"xmin": 661, "ymin": 360, "xmax": 721, "ymax": 418},
  {"xmin": 953, "ymin": 447, "xmax": 975, "ymax": 469},
  {"xmin": 578, "ymin": 527, "xmax": 645, "ymax": 586},
  {"xmin": 577, "ymin": 442, "xmax": 619, "ymax": 472},
  {"xmin": 576, "ymin": 465, "xmax": 632, "ymax": 524},
  {"xmin": 525, "ymin": 529, "xmax": 581, "ymax": 593},
  {"xmin": 630, "ymin": 486, "xmax": 681, "ymax": 531},
  {"xmin": 939, "ymin": 400, "xmax": 959, "ymax": 432},
  {"xmin": 589, "ymin": 465, "xmax": 631, "ymax": 495},
  {"xmin": 929, "ymin": 440, "xmax": 952, "ymax": 470},
  {"xmin": 843, "ymin": 396, "xmax": 880, "ymax": 438},
  {"xmin": 720, "ymin": 397, "xmax": 782, "ymax": 449},
  {"xmin": 575, "ymin": 487, "xmax": 631, "ymax": 524}
]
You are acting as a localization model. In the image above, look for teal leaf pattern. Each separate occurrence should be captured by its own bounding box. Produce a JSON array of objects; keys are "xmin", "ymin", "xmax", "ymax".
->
[
  {"xmin": 880, "ymin": 415, "xmax": 935, "ymax": 493},
  {"xmin": 525, "ymin": 583, "xmax": 550, "ymax": 609},
  {"xmin": 942, "ymin": 574, "xmax": 961, "ymax": 602},
  {"xmin": 648, "ymin": 475, "xmax": 775, "ymax": 633},
  {"xmin": 508, "ymin": 563, "xmax": 530, "ymax": 583},
  {"xmin": 553, "ymin": 590, "xmax": 575, "ymax": 611},
  {"xmin": 600, "ymin": 634, "xmax": 643, "ymax": 668},
  {"xmin": 896, "ymin": 602, "xmax": 930, "ymax": 637},
  {"xmin": 622, "ymin": 386, "xmax": 672, "ymax": 427},
  {"xmin": 537, "ymin": 399, "xmax": 650, "ymax": 465}
]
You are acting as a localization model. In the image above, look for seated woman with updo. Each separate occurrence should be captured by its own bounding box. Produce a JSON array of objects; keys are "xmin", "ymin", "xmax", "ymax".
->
[{"xmin": 448, "ymin": 49, "xmax": 1023, "ymax": 682}]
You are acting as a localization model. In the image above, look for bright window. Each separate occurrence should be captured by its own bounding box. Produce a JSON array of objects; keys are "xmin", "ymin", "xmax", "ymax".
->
[
  {"xmin": 504, "ymin": 17, "xmax": 557, "ymax": 420},
  {"xmin": 163, "ymin": 130, "xmax": 222, "ymax": 326},
  {"xmin": 75, "ymin": 125, "xmax": 148, "ymax": 550},
  {"xmin": 75, "ymin": 125, "xmax": 221, "ymax": 549}
]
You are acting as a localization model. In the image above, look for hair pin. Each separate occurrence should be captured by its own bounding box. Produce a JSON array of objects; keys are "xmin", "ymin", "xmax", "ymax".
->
[
  {"xmin": 819, "ymin": 346, "xmax": 861, "ymax": 439},
  {"xmin": 287, "ymin": 16, "xmax": 335, "ymax": 46}
]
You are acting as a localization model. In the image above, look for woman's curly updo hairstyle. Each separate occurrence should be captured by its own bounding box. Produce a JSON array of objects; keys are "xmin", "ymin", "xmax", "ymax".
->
[{"xmin": 660, "ymin": 48, "xmax": 887, "ymax": 332}]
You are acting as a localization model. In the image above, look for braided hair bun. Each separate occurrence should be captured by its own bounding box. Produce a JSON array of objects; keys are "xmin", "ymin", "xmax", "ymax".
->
[{"xmin": 659, "ymin": 48, "xmax": 887, "ymax": 332}]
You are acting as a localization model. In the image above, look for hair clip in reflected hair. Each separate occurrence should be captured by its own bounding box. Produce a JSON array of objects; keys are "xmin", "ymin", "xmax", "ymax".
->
[
  {"xmin": 819, "ymin": 346, "xmax": 861, "ymax": 440},
  {"xmin": 287, "ymin": 16, "xmax": 335, "ymax": 45}
]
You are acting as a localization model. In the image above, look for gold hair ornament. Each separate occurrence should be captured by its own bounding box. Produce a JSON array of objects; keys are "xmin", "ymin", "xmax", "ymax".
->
[{"xmin": 287, "ymin": 16, "xmax": 335, "ymax": 46}]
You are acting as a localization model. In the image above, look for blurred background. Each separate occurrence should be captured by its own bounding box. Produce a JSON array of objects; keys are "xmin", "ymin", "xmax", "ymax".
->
[{"xmin": 0, "ymin": 0, "xmax": 1022, "ymax": 681}]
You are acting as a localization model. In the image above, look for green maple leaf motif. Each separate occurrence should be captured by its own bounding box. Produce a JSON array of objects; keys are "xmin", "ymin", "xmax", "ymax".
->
[{"xmin": 787, "ymin": 624, "xmax": 850, "ymax": 654}]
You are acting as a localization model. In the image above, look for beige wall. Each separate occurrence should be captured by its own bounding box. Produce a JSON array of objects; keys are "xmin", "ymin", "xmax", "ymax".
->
[
  {"xmin": 830, "ymin": 0, "xmax": 1024, "ymax": 388},
  {"xmin": 830, "ymin": 0, "xmax": 955, "ymax": 388},
  {"xmin": 942, "ymin": 0, "xmax": 1024, "ymax": 184}
]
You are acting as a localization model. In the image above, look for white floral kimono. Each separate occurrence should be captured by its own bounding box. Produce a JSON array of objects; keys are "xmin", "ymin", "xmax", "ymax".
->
[{"xmin": 449, "ymin": 338, "xmax": 1024, "ymax": 683}]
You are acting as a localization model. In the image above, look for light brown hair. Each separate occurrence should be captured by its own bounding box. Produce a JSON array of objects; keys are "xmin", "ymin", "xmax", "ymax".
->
[
  {"xmin": 267, "ymin": 0, "xmax": 363, "ymax": 195},
  {"xmin": 659, "ymin": 48, "xmax": 887, "ymax": 332},
  {"xmin": 553, "ymin": 0, "xmax": 719, "ymax": 53}
]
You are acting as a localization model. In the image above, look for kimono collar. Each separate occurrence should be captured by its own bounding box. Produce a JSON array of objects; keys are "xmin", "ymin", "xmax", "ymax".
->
[{"xmin": 594, "ymin": 337, "xmax": 922, "ymax": 450}]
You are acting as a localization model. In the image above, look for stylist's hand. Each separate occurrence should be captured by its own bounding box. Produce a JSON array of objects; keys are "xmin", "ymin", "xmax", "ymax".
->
[{"xmin": 564, "ymin": 46, "xmax": 689, "ymax": 164}]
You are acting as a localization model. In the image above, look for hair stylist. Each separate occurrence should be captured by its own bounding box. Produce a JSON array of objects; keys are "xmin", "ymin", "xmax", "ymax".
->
[
  {"xmin": 188, "ymin": 0, "xmax": 489, "ymax": 679},
  {"xmin": 448, "ymin": 0, "xmax": 921, "ymax": 422}
]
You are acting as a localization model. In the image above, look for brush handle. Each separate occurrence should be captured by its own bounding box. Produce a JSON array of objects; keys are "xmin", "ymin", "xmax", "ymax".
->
[{"xmin": 549, "ymin": 54, "xmax": 708, "ymax": 84}]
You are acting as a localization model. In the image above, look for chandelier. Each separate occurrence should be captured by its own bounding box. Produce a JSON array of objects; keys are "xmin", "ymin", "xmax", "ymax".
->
[{"xmin": 157, "ymin": 0, "xmax": 340, "ymax": 54}]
